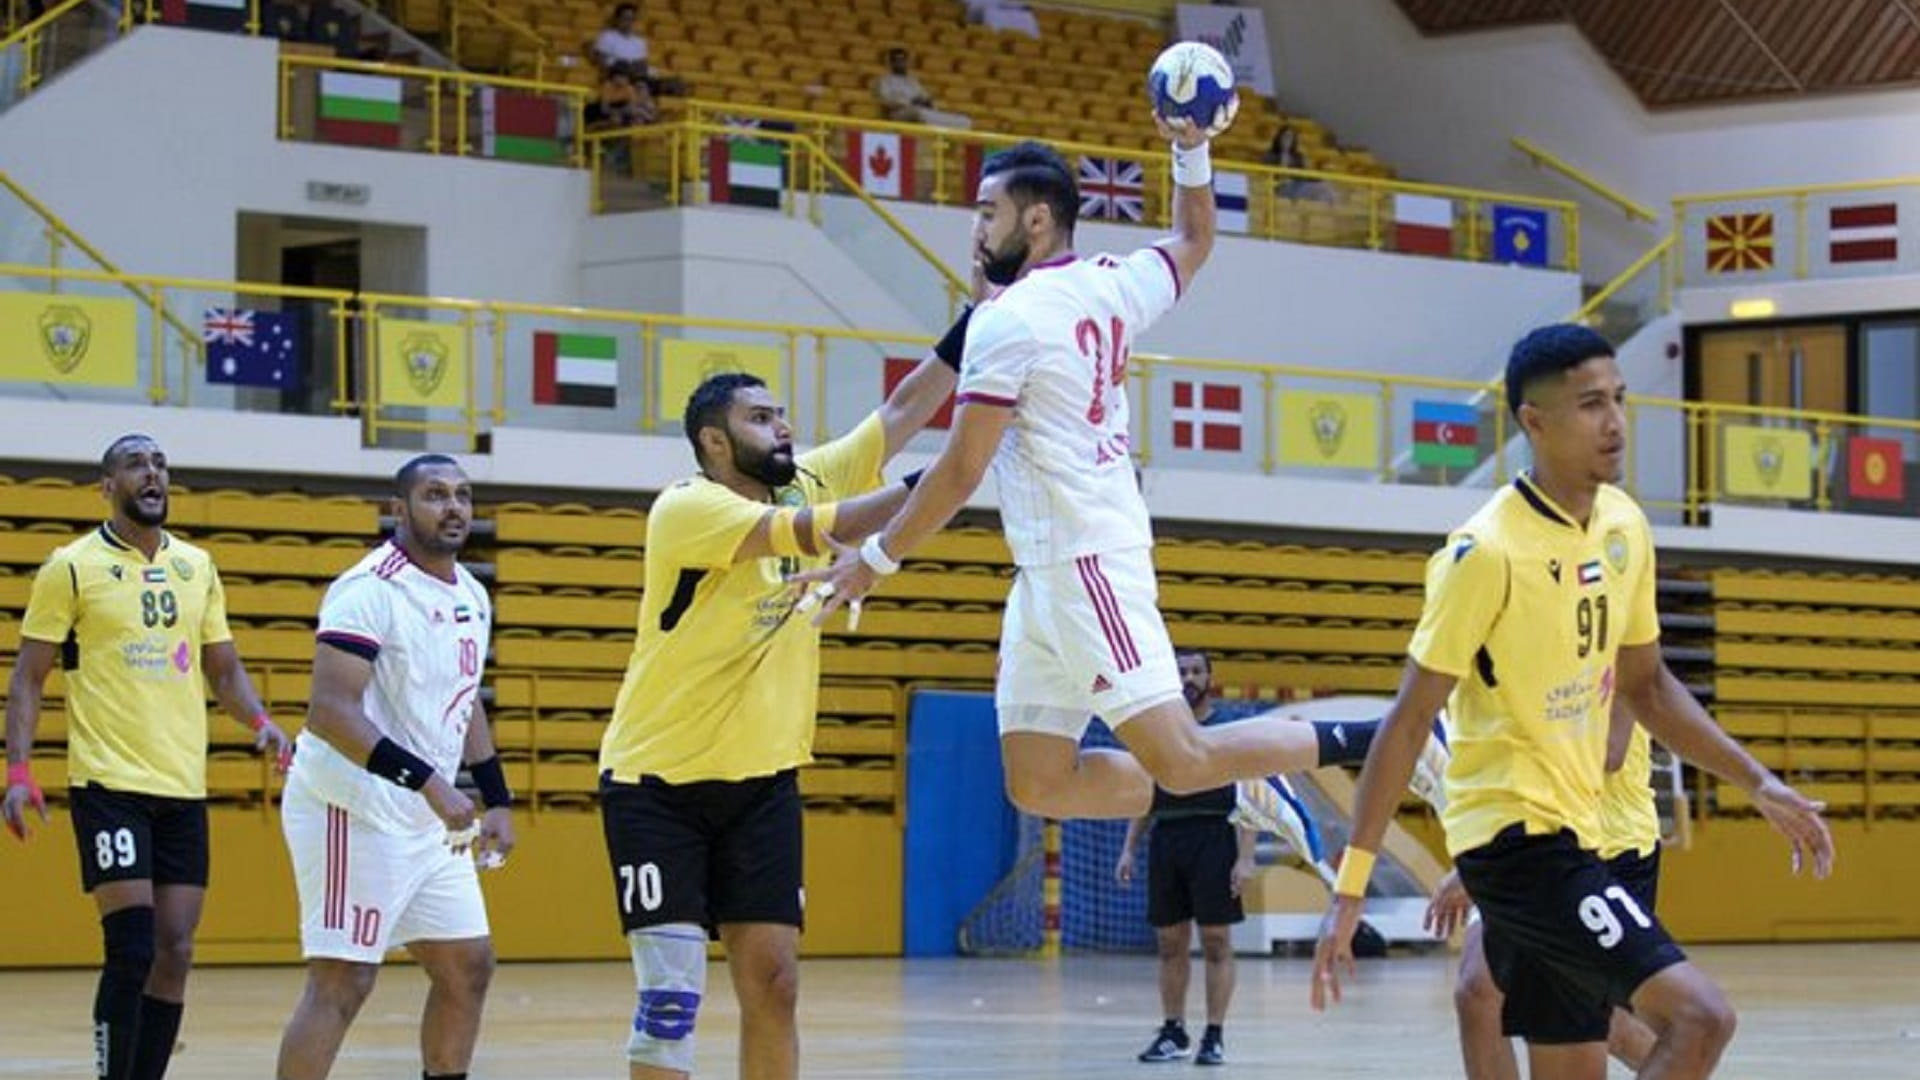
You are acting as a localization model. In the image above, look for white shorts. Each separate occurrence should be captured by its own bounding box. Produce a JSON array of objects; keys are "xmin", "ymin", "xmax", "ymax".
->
[
  {"xmin": 282, "ymin": 782, "xmax": 489, "ymax": 963},
  {"xmin": 996, "ymin": 546, "xmax": 1181, "ymax": 738}
]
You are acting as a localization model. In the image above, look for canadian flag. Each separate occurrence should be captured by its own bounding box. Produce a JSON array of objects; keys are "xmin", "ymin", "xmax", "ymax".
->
[
  {"xmin": 1171, "ymin": 381, "xmax": 1242, "ymax": 452},
  {"xmin": 849, "ymin": 131, "xmax": 914, "ymax": 200}
]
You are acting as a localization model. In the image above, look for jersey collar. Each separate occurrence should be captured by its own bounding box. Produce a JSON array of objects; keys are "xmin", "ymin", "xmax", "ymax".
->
[
  {"xmin": 97, "ymin": 522, "xmax": 171, "ymax": 559},
  {"xmin": 1026, "ymin": 253, "xmax": 1077, "ymax": 275},
  {"xmin": 1513, "ymin": 473, "xmax": 1585, "ymax": 532}
]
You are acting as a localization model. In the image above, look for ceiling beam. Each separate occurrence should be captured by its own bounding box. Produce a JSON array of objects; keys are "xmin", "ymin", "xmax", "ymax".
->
[{"xmin": 1716, "ymin": 0, "xmax": 1807, "ymax": 90}]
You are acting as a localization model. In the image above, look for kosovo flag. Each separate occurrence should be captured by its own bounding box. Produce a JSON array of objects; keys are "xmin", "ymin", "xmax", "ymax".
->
[{"xmin": 1492, "ymin": 204, "xmax": 1550, "ymax": 266}]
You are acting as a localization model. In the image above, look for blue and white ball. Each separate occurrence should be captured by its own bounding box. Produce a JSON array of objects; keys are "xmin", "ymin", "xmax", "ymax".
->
[{"xmin": 1147, "ymin": 41, "xmax": 1239, "ymax": 137}]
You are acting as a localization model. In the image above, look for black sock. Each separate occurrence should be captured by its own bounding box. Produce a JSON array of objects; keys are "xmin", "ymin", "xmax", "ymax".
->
[
  {"xmin": 1203, "ymin": 1023, "xmax": 1223, "ymax": 1042},
  {"xmin": 1313, "ymin": 719, "xmax": 1380, "ymax": 766},
  {"xmin": 94, "ymin": 907, "xmax": 155, "ymax": 1080},
  {"xmin": 424, "ymin": 1073, "xmax": 468, "ymax": 1079},
  {"xmin": 129, "ymin": 996, "xmax": 182, "ymax": 1080}
]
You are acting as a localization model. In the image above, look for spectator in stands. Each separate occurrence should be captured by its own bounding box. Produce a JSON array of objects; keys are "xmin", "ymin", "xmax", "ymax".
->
[
  {"xmin": 964, "ymin": 0, "xmax": 1040, "ymax": 38},
  {"xmin": 590, "ymin": 2, "xmax": 648, "ymax": 73},
  {"xmin": 1266, "ymin": 122, "xmax": 1332, "ymax": 203},
  {"xmin": 874, "ymin": 47, "xmax": 971, "ymax": 129},
  {"xmin": 586, "ymin": 62, "xmax": 656, "ymax": 175}
]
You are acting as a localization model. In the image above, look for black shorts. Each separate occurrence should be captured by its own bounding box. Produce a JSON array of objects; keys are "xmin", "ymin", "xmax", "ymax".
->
[
  {"xmin": 599, "ymin": 769, "xmax": 804, "ymax": 935},
  {"xmin": 1146, "ymin": 816, "xmax": 1244, "ymax": 928},
  {"xmin": 68, "ymin": 783, "xmax": 210, "ymax": 892},
  {"xmin": 1496, "ymin": 844, "xmax": 1664, "ymax": 1039},
  {"xmin": 1458, "ymin": 827, "xmax": 1684, "ymax": 1046}
]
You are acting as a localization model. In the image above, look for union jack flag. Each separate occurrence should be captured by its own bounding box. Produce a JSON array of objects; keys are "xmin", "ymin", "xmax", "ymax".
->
[
  {"xmin": 1079, "ymin": 155, "xmax": 1144, "ymax": 222},
  {"xmin": 203, "ymin": 307, "xmax": 255, "ymax": 346}
]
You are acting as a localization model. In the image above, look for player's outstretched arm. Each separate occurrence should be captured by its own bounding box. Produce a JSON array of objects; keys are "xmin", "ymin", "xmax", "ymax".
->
[
  {"xmin": 2, "ymin": 638, "xmax": 57, "ymax": 839},
  {"xmin": 1617, "ymin": 643, "xmax": 1834, "ymax": 878},
  {"xmin": 202, "ymin": 641, "xmax": 292, "ymax": 770},
  {"xmin": 1154, "ymin": 112, "xmax": 1218, "ymax": 293},
  {"xmin": 790, "ymin": 399, "xmax": 1011, "ymax": 625},
  {"xmin": 878, "ymin": 355, "xmax": 959, "ymax": 461},
  {"xmin": 1310, "ymin": 660, "xmax": 1458, "ymax": 1010}
]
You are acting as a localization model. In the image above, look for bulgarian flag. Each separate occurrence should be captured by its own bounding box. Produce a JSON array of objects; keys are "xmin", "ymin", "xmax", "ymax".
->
[
  {"xmin": 159, "ymin": 0, "xmax": 246, "ymax": 30},
  {"xmin": 532, "ymin": 331, "xmax": 619, "ymax": 407},
  {"xmin": 481, "ymin": 88, "xmax": 563, "ymax": 164},
  {"xmin": 317, "ymin": 72, "xmax": 403, "ymax": 149}
]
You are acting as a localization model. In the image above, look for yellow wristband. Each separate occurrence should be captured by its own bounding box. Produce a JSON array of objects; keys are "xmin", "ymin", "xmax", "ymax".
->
[{"xmin": 1333, "ymin": 847, "xmax": 1376, "ymax": 899}]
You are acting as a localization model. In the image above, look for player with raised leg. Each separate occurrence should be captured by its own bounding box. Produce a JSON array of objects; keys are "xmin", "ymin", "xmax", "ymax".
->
[
  {"xmin": 795, "ymin": 44, "xmax": 1449, "ymax": 837},
  {"xmin": 1311, "ymin": 325, "xmax": 1834, "ymax": 1080}
]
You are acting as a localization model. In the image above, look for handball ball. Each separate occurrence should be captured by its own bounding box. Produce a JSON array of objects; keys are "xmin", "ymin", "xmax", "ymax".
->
[{"xmin": 1147, "ymin": 41, "xmax": 1239, "ymax": 137}]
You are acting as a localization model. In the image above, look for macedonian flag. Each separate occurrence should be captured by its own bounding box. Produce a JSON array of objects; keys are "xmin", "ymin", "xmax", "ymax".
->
[{"xmin": 1706, "ymin": 212, "xmax": 1775, "ymax": 273}]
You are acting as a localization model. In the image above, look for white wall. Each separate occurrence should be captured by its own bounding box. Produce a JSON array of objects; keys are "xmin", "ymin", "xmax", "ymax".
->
[
  {"xmin": 1256, "ymin": 0, "xmax": 1920, "ymax": 286},
  {"xmin": 0, "ymin": 27, "xmax": 587, "ymax": 304}
]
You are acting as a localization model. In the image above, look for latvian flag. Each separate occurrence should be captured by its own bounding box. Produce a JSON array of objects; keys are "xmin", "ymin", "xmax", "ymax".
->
[
  {"xmin": 1215, "ymin": 171, "xmax": 1250, "ymax": 234},
  {"xmin": 848, "ymin": 131, "xmax": 914, "ymax": 200},
  {"xmin": 1829, "ymin": 203, "xmax": 1898, "ymax": 264},
  {"xmin": 708, "ymin": 138, "xmax": 784, "ymax": 209},
  {"xmin": 1170, "ymin": 380, "xmax": 1242, "ymax": 452},
  {"xmin": 533, "ymin": 331, "xmax": 618, "ymax": 407},
  {"xmin": 317, "ymin": 72, "xmax": 403, "ymax": 149}
]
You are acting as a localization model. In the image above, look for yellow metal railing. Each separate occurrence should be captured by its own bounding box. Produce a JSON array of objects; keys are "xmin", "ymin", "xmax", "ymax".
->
[
  {"xmin": 662, "ymin": 99, "xmax": 1583, "ymax": 271},
  {"xmin": 0, "ymin": 171, "xmax": 200, "ymax": 397},
  {"xmin": 7, "ymin": 260, "xmax": 1918, "ymax": 523},
  {"xmin": 1, "ymin": 0, "xmax": 91, "ymax": 97},
  {"xmin": 1671, "ymin": 175, "xmax": 1920, "ymax": 288},
  {"xmin": 1578, "ymin": 230, "xmax": 1676, "ymax": 323},
  {"xmin": 1512, "ymin": 136, "xmax": 1658, "ymax": 224},
  {"xmin": 276, "ymin": 53, "xmax": 590, "ymax": 164}
]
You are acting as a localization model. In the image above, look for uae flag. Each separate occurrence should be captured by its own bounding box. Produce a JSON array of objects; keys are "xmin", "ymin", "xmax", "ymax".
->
[
  {"xmin": 158, "ymin": 0, "xmax": 246, "ymax": 30},
  {"xmin": 1848, "ymin": 436, "xmax": 1904, "ymax": 501},
  {"xmin": 317, "ymin": 72, "xmax": 403, "ymax": 149},
  {"xmin": 884, "ymin": 357, "xmax": 952, "ymax": 429},
  {"xmin": 1170, "ymin": 380, "xmax": 1242, "ymax": 452},
  {"xmin": 959, "ymin": 143, "xmax": 985, "ymax": 205},
  {"xmin": 481, "ymin": 88, "xmax": 563, "ymax": 164},
  {"xmin": 848, "ymin": 132, "xmax": 914, "ymax": 200},
  {"xmin": 533, "ymin": 331, "xmax": 618, "ymax": 407},
  {"xmin": 1393, "ymin": 194, "xmax": 1453, "ymax": 256},
  {"xmin": 707, "ymin": 138, "xmax": 784, "ymax": 209},
  {"xmin": 1829, "ymin": 203, "xmax": 1898, "ymax": 264}
]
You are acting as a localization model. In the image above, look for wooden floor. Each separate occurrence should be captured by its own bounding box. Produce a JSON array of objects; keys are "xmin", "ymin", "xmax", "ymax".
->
[{"xmin": 2, "ymin": 945, "xmax": 1915, "ymax": 1077}]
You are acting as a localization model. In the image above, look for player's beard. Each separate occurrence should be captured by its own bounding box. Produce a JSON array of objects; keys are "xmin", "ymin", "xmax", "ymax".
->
[
  {"xmin": 1181, "ymin": 680, "xmax": 1207, "ymax": 709},
  {"xmin": 119, "ymin": 489, "xmax": 168, "ymax": 527},
  {"xmin": 408, "ymin": 506, "xmax": 468, "ymax": 557},
  {"xmin": 732, "ymin": 435, "xmax": 798, "ymax": 487},
  {"xmin": 979, "ymin": 232, "xmax": 1030, "ymax": 286}
]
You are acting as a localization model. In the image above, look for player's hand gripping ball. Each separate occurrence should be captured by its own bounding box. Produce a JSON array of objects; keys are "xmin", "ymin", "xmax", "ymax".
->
[{"xmin": 1147, "ymin": 41, "xmax": 1239, "ymax": 138}]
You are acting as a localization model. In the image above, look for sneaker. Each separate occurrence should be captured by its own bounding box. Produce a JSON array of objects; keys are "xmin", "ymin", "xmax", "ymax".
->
[
  {"xmin": 1407, "ymin": 716, "xmax": 1452, "ymax": 812},
  {"xmin": 1194, "ymin": 1033, "xmax": 1225, "ymax": 1066},
  {"xmin": 1231, "ymin": 776, "xmax": 1334, "ymax": 885},
  {"xmin": 1138, "ymin": 1024, "xmax": 1191, "ymax": 1063}
]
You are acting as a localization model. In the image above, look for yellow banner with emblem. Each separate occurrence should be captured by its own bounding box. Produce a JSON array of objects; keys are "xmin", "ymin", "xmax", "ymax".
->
[
  {"xmin": 658, "ymin": 338, "xmax": 784, "ymax": 423},
  {"xmin": 377, "ymin": 318, "xmax": 467, "ymax": 409},
  {"xmin": 0, "ymin": 293, "xmax": 138, "ymax": 387},
  {"xmin": 1723, "ymin": 424, "xmax": 1812, "ymax": 499},
  {"xmin": 1277, "ymin": 390, "xmax": 1380, "ymax": 469}
]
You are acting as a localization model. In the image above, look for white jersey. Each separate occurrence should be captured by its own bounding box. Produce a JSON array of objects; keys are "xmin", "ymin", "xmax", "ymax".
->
[
  {"xmin": 290, "ymin": 540, "xmax": 492, "ymax": 835},
  {"xmin": 956, "ymin": 247, "xmax": 1180, "ymax": 566}
]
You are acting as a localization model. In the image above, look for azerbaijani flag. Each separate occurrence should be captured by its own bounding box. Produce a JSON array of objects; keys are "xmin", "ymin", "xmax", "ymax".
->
[
  {"xmin": 317, "ymin": 72, "xmax": 403, "ymax": 149},
  {"xmin": 532, "ymin": 331, "xmax": 618, "ymax": 407},
  {"xmin": 1413, "ymin": 400, "xmax": 1478, "ymax": 468}
]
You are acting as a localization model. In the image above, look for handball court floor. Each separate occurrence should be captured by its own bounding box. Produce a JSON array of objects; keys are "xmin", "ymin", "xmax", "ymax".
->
[{"xmin": 2, "ymin": 945, "xmax": 1915, "ymax": 1077}]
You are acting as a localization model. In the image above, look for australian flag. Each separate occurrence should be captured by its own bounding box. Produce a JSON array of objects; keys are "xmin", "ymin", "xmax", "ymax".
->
[{"xmin": 205, "ymin": 307, "xmax": 301, "ymax": 389}]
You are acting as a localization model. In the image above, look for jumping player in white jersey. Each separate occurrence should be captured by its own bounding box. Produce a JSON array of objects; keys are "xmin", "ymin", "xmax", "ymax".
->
[
  {"xmin": 796, "ymin": 115, "xmax": 1447, "ymax": 830},
  {"xmin": 275, "ymin": 455, "xmax": 515, "ymax": 1080}
]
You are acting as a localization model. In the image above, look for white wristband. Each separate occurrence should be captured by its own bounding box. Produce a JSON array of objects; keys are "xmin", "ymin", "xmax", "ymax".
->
[
  {"xmin": 860, "ymin": 534, "xmax": 901, "ymax": 576},
  {"xmin": 1171, "ymin": 141, "xmax": 1212, "ymax": 189}
]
